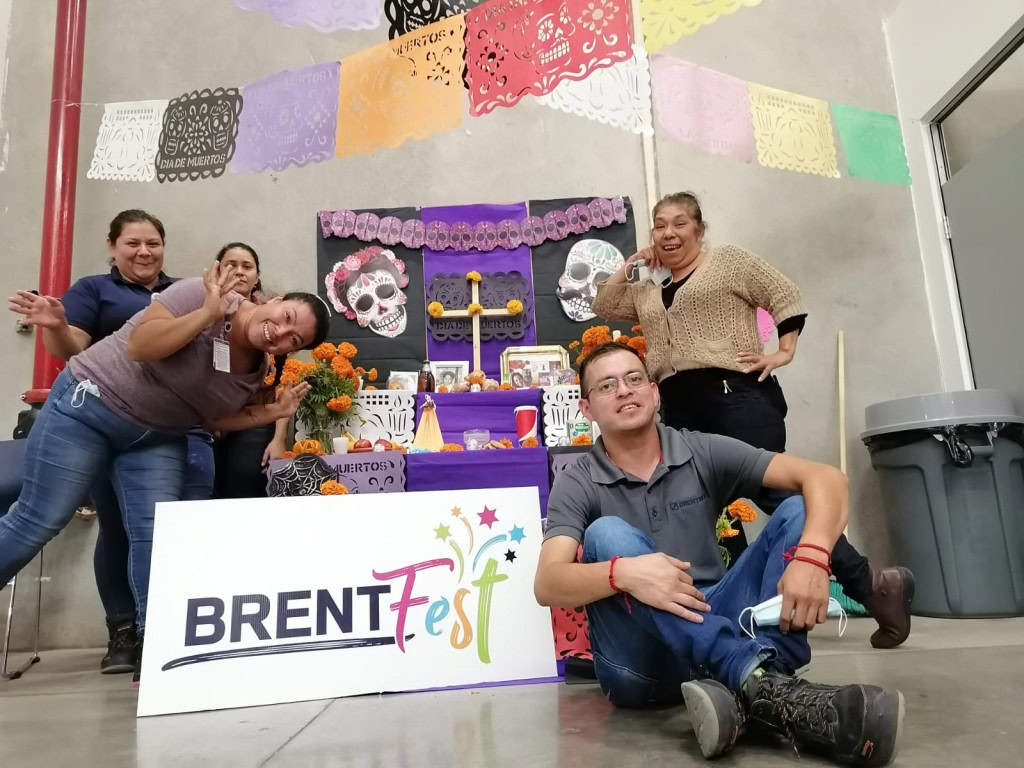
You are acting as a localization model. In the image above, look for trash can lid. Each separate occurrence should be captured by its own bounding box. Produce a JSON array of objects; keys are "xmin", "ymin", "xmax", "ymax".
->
[{"xmin": 861, "ymin": 390, "xmax": 1024, "ymax": 439}]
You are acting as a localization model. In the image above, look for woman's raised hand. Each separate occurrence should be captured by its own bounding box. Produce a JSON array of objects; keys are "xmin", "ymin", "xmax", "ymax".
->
[
  {"xmin": 202, "ymin": 261, "xmax": 244, "ymax": 319},
  {"xmin": 9, "ymin": 291, "xmax": 67, "ymax": 329}
]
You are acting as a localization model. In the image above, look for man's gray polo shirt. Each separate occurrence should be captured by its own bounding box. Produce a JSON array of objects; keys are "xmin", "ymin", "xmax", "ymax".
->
[{"xmin": 545, "ymin": 425, "xmax": 775, "ymax": 583}]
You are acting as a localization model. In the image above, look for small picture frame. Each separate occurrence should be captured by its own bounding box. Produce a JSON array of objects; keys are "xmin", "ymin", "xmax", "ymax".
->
[
  {"xmin": 429, "ymin": 361, "xmax": 470, "ymax": 390},
  {"xmin": 500, "ymin": 345, "xmax": 571, "ymax": 389},
  {"xmin": 387, "ymin": 371, "xmax": 419, "ymax": 391}
]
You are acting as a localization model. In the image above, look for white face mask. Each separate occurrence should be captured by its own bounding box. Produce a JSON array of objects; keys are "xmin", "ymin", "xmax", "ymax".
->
[
  {"xmin": 632, "ymin": 262, "xmax": 674, "ymax": 288},
  {"xmin": 738, "ymin": 594, "xmax": 848, "ymax": 640}
]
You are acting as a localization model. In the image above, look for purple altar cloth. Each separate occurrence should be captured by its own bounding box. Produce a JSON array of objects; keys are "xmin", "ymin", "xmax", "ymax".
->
[
  {"xmin": 415, "ymin": 389, "xmax": 542, "ymax": 445},
  {"xmin": 405, "ymin": 447, "xmax": 551, "ymax": 517}
]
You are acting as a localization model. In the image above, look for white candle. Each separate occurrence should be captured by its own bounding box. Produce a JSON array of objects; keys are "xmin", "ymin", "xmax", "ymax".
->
[{"xmin": 332, "ymin": 437, "xmax": 349, "ymax": 454}]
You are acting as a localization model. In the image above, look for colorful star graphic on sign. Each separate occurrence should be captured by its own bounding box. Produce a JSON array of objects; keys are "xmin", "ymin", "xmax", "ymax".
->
[
  {"xmin": 508, "ymin": 525, "xmax": 525, "ymax": 543},
  {"xmin": 450, "ymin": 506, "xmax": 462, "ymax": 518},
  {"xmin": 434, "ymin": 523, "xmax": 451, "ymax": 540},
  {"xmin": 504, "ymin": 549, "xmax": 517, "ymax": 563},
  {"xmin": 478, "ymin": 506, "xmax": 499, "ymax": 528}
]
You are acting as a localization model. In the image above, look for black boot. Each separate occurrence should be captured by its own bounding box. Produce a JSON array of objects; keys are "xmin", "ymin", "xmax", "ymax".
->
[
  {"xmin": 744, "ymin": 668, "xmax": 904, "ymax": 766},
  {"xmin": 132, "ymin": 633, "xmax": 144, "ymax": 686},
  {"xmin": 100, "ymin": 615, "xmax": 137, "ymax": 675},
  {"xmin": 681, "ymin": 679, "xmax": 747, "ymax": 759}
]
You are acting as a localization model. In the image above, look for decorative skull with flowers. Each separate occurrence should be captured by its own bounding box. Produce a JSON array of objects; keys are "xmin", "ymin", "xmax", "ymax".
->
[
  {"xmin": 556, "ymin": 239, "xmax": 625, "ymax": 322},
  {"xmin": 325, "ymin": 246, "xmax": 410, "ymax": 338}
]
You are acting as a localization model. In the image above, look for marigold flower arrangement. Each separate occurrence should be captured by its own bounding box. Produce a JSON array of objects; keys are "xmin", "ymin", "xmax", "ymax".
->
[
  {"xmin": 571, "ymin": 434, "xmax": 593, "ymax": 446},
  {"xmin": 572, "ymin": 324, "xmax": 647, "ymax": 368},
  {"xmin": 716, "ymin": 501, "xmax": 758, "ymax": 566},
  {"xmin": 320, "ymin": 480, "xmax": 349, "ymax": 495},
  {"xmin": 267, "ymin": 342, "xmax": 373, "ymax": 449},
  {"xmin": 521, "ymin": 436, "xmax": 539, "ymax": 448}
]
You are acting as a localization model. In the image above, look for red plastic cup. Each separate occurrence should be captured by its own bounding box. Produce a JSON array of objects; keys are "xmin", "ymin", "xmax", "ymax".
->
[{"xmin": 514, "ymin": 405, "xmax": 538, "ymax": 445}]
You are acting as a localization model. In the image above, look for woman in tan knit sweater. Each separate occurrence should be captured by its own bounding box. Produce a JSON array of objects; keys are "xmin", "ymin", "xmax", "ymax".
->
[{"xmin": 592, "ymin": 192, "xmax": 913, "ymax": 650}]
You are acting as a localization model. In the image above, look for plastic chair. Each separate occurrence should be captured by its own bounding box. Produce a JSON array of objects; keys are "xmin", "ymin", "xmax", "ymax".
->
[{"xmin": 0, "ymin": 438, "xmax": 41, "ymax": 680}]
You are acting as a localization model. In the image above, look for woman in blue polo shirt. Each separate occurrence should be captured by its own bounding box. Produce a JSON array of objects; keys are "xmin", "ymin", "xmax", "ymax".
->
[{"xmin": 9, "ymin": 209, "xmax": 213, "ymax": 674}]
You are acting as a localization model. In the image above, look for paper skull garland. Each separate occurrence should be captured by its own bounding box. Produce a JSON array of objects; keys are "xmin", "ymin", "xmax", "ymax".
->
[
  {"xmin": 556, "ymin": 239, "xmax": 625, "ymax": 321},
  {"xmin": 464, "ymin": 0, "xmax": 634, "ymax": 116},
  {"xmin": 325, "ymin": 246, "xmax": 411, "ymax": 338}
]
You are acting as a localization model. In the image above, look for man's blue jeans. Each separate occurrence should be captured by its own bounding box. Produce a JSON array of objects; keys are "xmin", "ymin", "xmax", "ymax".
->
[
  {"xmin": 582, "ymin": 496, "xmax": 812, "ymax": 707},
  {"xmin": 0, "ymin": 368, "xmax": 185, "ymax": 631}
]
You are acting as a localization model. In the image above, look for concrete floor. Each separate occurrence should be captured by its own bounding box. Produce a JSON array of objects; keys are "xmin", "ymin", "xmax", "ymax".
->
[{"xmin": 1, "ymin": 617, "xmax": 1022, "ymax": 767}]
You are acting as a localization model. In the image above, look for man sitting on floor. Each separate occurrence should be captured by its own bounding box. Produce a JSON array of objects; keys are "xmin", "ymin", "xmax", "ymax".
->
[{"xmin": 535, "ymin": 342, "xmax": 904, "ymax": 765}]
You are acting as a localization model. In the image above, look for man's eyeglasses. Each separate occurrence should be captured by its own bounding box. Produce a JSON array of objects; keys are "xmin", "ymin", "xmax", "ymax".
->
[{"xmin": 584, "ymin": 371, "xmax": 650, "ymax": 398}]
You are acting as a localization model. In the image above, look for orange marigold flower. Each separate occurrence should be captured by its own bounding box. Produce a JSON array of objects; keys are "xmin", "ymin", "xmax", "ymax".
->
[
  {"xmin": 368, "ymin": 368, "xmax": 378, "ymax": 382},
  {"xmin": 365, "ymin": 385, "xmax": 377, "ymax": 391},
  {"xmin": 320, "ymin": 480, "xmax": 349, "ymax": 495},
  {"xmin": 284, "ymin": 358, "xmax": 306, "ymax": 374},
  {"xmin": 292, "ymin": 439, "xmax": 324, "ymax": 456},
  {"xmin": 332, "ymin": 356, "xmax": 354, "ymax": 378},
  {"xmin": 327, "ymin": 395, "xmax": 353, "ymax": 413},
  {"xmin": 441, "ymin": 443, "xmax": 464, "ymax": 452},
  {"xmin": 617, "ymin": 335, "xmax": 631, "ymax": 344},
  {"xmin": 336, "ymin": 342, "xmax": 358, "ymax": 359},
  {"xmin": 521, "ymin": 437, "xmax": 539, "ymax": 448},
  {"xmin": 311, "ymin": 343, "xmax": 337, "ymax": 361},
  {"xmin": 581, "ymin": 325, "xmax": 611, "ymax": 347},
  {"xmin": 574, "ymin": 375, "xmax": 580, "ymax": 384},
  {"xmin": 465, "ymin": 270, "xmax": 482, "ymax": 282},
  {"xmin": 499, "ymin": 383, "xmax": 514, "ymax": 390},
  {"xmin": 728, "ymin": 500, "xmax": 758, "ymax": 522},
  {"xmin": 626, "ymin": 337, "xmax": 647, "ymax": 356},
  {"xmin": 468, "ymin": 373, "xmax": 485, "ymax": 386},
  {"xmin": 719, "ymin": 526, "xmax": 740, "ymax": 538},
  {"xmin": 568, "ymin": 340, "xmax": 580, "ymax": 349},
  {"xmin": 280, "ymin": 371, "xmax": 300, "ymax": 386},
  {"xmin": 427, "ymin": 301, "xmax": 444, "ymax": 318},
  {"xmin": 467, "ymin": 302, "xmax": 483, "ymax": 316},
  {"xmin": 506, "ymin": 299, "xmax": 523, "ymax": 315},
  {"xmin": 264, "ymin": 373, "xmax": 275, "ymax": 386},
  {"xmin": 438, "ymin": 385, "xmax": 450, "ymax": 393},
  {"xmin": 571, "ymin": 434, "xmax": 593, "ymax": 446},
  {"xmin": 631, "ymin": 324, "xmax": 643, "ymax": 333},
  {"xmin": 281, "ymin": 451, "xmax": 297, "ymax": 459},
  {"xmin": 576, "ymin": 354, "xmax": 585, "ymax": 366},
  {"xmin": 499, "ymin": 438, "xmax": 514, "ymax": 448},
  {"xmin": 355, "ymin": 366, "xmax": 366, "ymax": 375}
]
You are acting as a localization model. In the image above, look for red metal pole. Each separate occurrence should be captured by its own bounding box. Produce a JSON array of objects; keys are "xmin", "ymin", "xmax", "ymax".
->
[{"xmin": 29, "ymin": 0, "xmax": 87, "ymax": 397}]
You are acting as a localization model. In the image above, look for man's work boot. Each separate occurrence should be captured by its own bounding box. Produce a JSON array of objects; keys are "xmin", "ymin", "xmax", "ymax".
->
[
  {"xmin": 681, "ymin": 678, "xmax": 746, "ymax": 759},
  {"xmin": 744, "ymin": 668, "xmax": 904, "ymax": 766},
  {"xmin": 862, "ymin": 567, "xmax": 914, "ymax": 649}
]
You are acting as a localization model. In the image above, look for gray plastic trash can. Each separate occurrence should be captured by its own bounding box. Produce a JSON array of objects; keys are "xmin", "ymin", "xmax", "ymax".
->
[{"xmin": 862, "ymin": 390, "xmax": 1024, "ymax": 618}]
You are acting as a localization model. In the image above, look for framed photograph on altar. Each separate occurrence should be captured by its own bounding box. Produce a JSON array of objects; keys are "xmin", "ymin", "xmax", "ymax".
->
[
  {"xmin": 429, "ymin": 361, "xmax": 469, "ymax": 389},
  {"xmin": 501, "ymin": 345, "xmax": 570, "ymax": 389},
  {"xmin": 387, "ymin": 371, "xmax": 418, "ymax": 391}
]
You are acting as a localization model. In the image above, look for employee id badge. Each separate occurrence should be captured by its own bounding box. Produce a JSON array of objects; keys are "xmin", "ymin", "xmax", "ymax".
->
[{"xmin": 212, "ymin": 337, "xmax": 231, "ymax": 372}]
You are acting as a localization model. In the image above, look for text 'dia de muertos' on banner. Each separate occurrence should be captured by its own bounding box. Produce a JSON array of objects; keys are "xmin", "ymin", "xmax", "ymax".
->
[{"xmin": 138, "ymin": 488, "xmax": 557, "ymax": 715}]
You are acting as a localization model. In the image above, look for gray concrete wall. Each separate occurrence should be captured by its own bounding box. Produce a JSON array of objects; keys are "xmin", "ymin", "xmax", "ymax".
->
[{"xmin": 0, "ymin": 0, "xmax": 939, "ymax": 649}]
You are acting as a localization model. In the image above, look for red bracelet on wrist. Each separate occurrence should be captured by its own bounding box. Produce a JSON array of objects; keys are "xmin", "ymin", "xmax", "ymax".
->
[
  {"xmin": 609, "ymin": 556, "xmax": 632, "ymax": 613},
  {"xmin": 795, "ymin": 543, "xmax": 832, "ymax": 562},
  {"xmin": 783, "ymin": 546, "xmax": 833, "ymax": 576},
  {"xmin": 609, "ymin": 556, "xmax": 625, "ymax": 593}
]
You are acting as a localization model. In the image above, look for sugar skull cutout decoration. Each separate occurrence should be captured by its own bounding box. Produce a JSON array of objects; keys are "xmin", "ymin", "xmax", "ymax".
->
[
  {"xmin": 556, "ymin": 238, "xmax": 624, "ymax": 322},
  {"xmin": 325, "ymin": 246, "xmax": 411, "ymax": 338}
]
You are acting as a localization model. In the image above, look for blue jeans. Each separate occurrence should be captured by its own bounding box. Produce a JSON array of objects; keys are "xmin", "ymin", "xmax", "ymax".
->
[
  {"xmin": 0, "ymin": 368, "xmax": 186, "ymax": 631},
  {"xmin": 583, "ymin": 496, "xmax": 812, "ymax": 707},
  {"xmin": 91, "ymin": 429, "xmax": 213, "ymax": 620}
]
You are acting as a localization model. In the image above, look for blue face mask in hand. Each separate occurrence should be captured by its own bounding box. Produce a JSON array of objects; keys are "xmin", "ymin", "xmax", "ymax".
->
[{"xmin": 738, "ymin": 594, "xmax": 848, "ymax": 639}]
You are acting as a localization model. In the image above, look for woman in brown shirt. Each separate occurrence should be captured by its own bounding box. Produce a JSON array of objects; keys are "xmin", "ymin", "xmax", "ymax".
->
[{"xmin": 593, "ymin": 192, "xmax": 912, "ymax": 649}]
